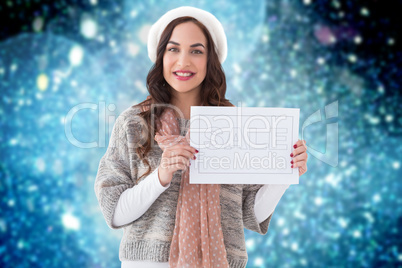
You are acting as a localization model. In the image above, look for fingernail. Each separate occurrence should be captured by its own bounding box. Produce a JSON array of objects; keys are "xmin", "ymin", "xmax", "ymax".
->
[
  {"xmin": 290, "ymin": 153, "xmax": 293, "ymax": 157},
  {"xmin": 291, "ymin": 160, "xmax": 293, "ymax": 164},
  {"xmin": 293, "ymin": 144, "xmax": 297, "ymax": 149},
  {"xmin": 195, "ymin": 149, "xmax": 199, "ymax": 153},
  {"xmin": 291, "ymin": 165, "xmax": 293, "ymax": 168},
  {"xmin": 193, "ymin": 156, "xmax": 196, "ymax": 160}
]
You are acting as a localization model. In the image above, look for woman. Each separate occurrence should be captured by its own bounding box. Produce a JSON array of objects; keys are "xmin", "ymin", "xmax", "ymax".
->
[{"xmin": 95, "ymin": 6, "xmax": 308, "ymax": 268}]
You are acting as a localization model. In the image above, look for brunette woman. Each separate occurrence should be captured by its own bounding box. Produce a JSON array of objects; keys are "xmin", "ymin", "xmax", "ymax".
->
[{"xmin": 95, "ymin": 6, "xmax": 308, "ymax": 268}]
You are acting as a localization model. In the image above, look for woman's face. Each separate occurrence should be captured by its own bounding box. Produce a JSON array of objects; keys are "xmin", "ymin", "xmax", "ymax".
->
[{"xmin": 163, "ymin": 21, "xmax": 207, "ymax": 97}]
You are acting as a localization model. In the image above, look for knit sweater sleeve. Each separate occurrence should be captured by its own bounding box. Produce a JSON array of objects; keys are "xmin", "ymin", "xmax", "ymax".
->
[
  {"xmin": 242, "ymin": 184, "xmax": 274, "ymax": 235},
  {"xmin": 94, "ymin": 111, "xmax": 137, "ymax": 230}
]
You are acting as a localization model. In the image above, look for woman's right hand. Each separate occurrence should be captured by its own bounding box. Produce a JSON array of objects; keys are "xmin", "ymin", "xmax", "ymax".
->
[{"xmin": 158, "ymin": 144, "xmax": 198, "ymax": 187}]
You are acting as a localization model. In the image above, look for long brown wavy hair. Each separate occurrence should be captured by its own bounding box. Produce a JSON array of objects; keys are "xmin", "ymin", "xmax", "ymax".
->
[{"xmin": 134, "ymin": 16, "xmax": 233, "ymax": 181}]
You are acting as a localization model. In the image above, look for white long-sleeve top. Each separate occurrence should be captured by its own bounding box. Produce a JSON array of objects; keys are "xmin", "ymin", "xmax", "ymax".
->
[{"xmin": 113, "ymin": 168, "xmax": 290, "ymax": 268}]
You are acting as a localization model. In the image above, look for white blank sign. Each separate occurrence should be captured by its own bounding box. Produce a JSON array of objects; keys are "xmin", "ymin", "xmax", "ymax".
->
[{"xmin": 189, "ymin": 106, "xmax": 300, "ymax": 184}]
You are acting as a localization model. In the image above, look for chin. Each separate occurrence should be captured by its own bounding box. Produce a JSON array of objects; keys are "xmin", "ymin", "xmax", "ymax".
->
[{"xmin": 170, "ymin": 84, "xmax": 201, "ymax": 94}]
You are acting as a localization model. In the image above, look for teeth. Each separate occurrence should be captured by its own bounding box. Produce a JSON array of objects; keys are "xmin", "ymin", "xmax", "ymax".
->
[{"xmin": 175, "ymin": 72, "xmax": 193, "ymax": 77}]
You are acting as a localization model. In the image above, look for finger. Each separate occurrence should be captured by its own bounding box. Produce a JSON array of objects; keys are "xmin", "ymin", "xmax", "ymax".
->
[
  {"xmin": 167, "ymin": 161, "xmax": 189, "ymax": 168},
  {"xmin": 168, "ymin": 144, "xmax": 199, "ymax": 154},
  {"xmin": 290, "ymin": 144, "xmax": 307, "ymax": 157},
  {"xmin": 292, "ymin": 140, "xmax": 307, "ymax": 149},
  {"xmin": 161, "ymin": 156, "xmax": 190, "ymax": 168},
  {"xmin": 163, "ymin": 146, "xmax": 197, "ymax": 160},
  {"xmin": 291, "ymin": 160, "xmax": 306, "ymax": 168},
  {"xmin": 291, "ymin": 152, "xmax": 308, "ymax": 164},
  {"xmin": 171, "ymin": 156, "xmax": 191, "ymax": 166},
  {"xmin": 164, "ymin": 144, "xmax": 198, "ymax": 154},
  {"xmin": 166, "ymin": 163, "xmax": 188, "ymax": 172},
  {"xmin": 299, "ymin": 164, "xmax": 308, "ymax": 176},
  {"xmin": 160, "ymin": 159, "xmax": 189, "ymax": 171}
]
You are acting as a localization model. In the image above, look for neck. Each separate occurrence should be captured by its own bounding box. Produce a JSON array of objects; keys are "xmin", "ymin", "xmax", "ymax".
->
[{"xmin": 170, "ymin": 90, "xmax": 202, "ymax": 120}]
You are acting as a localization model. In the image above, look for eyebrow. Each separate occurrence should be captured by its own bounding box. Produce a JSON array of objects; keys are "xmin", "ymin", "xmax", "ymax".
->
[{"xmin": 168, "ymin": 41, "xmax": 205, "ymax": 48}]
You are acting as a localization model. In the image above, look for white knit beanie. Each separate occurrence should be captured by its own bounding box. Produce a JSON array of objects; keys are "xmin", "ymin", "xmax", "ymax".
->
[{"xmin": 147, "ymin": 6, "xmax": 227, "ymax": 64}]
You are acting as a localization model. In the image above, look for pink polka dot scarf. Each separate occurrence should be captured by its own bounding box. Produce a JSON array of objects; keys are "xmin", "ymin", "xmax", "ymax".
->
[{"xmin": 154, "ymin": 108, "xmax": 229, "ymax": 268}]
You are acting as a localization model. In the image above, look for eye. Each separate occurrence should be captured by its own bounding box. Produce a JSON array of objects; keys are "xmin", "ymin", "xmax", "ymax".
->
[
  {"xmin": 192, "ymin": 50, "xmax": 203, "ymax": 54},
  {"xmin": 167, "ymin": 47, "xmax": 178, "ymax": 52}
]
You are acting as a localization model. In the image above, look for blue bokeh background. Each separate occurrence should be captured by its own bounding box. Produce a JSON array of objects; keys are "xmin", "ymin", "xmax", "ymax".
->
[{"xmin": 1, "ymin": 0, "xmax": 401, "ymax": 267}]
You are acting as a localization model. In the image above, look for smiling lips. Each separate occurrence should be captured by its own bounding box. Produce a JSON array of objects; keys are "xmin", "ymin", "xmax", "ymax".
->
[{"xmin": 173, "ymin": 70, "xmax": 195, "ymax": 81}]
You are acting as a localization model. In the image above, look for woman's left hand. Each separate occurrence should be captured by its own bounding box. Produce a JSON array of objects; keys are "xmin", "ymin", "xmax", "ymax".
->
[{"xmin": 290, "ymin": 140, "xmax": 308, "ymax": 177}]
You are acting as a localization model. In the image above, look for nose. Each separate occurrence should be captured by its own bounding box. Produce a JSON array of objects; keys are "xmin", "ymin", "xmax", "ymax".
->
[{"xmin": 177, "ymin": 51, "xmax": 190, "ymax": 67}]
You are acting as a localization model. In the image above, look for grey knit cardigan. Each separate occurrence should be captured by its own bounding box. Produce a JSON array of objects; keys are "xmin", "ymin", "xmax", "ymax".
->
[{"xmin": 94, "ymin": 105, "xmax": 273, "ymax": 268}]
